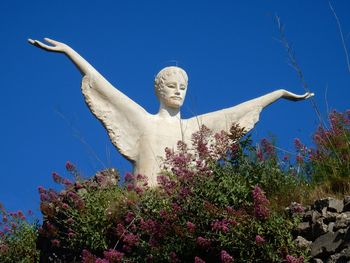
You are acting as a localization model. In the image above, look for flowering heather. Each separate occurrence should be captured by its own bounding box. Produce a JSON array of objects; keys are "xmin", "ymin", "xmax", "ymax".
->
[
  {"xmin": 255, "ymin": 235, "xmax": 265, "ymax": 245},
  {"xmin": 289, "ymin": 202, "xmax": 305, "ymax": 214},
  {"xmin": 211, "ymin": 219, "xmax": 230, "ymax": 233},
  {"xmin": 52, "ymin": 172, "xmax": 63, "ymax": 184},
  {"xmin": 65, "ymin": 161, "xmax": 75, "ymax": 171},
  {"xmin": 51, "ymin": 239, "xmax": 60, "ymax": 247},
  {"xmin": 252, "ymin": 185, "xmax": 270, "ymax": 220},
  {"xmin": 195, "ymin": 256, "xmax": 206, "ymax": 263},
  {"xmin": 81, "ymin": 249, "xmax": 96, "ymax": 263},
  {"xmin": 0, "ymin": 204, "xmax": 39, "ymax": 262},
  {"xmin": 260, "ymin": 138, "xmax": 276, "ymax": 161},
  {"xmin": 122, "ymin": 233, "xmax": 139, "ymax": 247},
  {"xmin": 95, "ymin": 259, "xmax": 109, "ymax": 263},
  {"xmin": 103, "ymin": 249, "xmax": 124, "ymax": 262},
  {"xmin": 196, "ymin": 236, "xmax": 211, "ymax": 249},
  {"xmin": 285, "ymin": 255, "xmax": 304, "ymax": 263},
  {"xmin": 220, "ymin": 250, "xmax": 234, "ymax": 263},
  {"xmin": 291, "ymin": 109, "xmax": 350, "ymax": 188},
  {"xmin": 186, "ymin": 221, "xmax": 196, "ymax": 233},
  {"xmin": 2, "ymin": 124, "xmax": 312, "ymax": 262}
]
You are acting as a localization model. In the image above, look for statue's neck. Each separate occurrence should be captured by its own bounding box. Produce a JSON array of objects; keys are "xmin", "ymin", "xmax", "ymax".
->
[{"xmin": 158, "ymin": 104, "xmax": 181, "ymax": 119}]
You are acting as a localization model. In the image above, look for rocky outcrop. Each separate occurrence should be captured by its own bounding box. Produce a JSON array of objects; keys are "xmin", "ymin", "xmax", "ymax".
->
[{"xmin": 292, "ymin": 197, "xmax": 350, "ymax": 263}]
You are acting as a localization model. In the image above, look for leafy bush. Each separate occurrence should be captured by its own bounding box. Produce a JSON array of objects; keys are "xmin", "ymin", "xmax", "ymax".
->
[
  {"xmin": 76, "ymin": 125, "xmax": 308, "ymax": 262},
  {"xmin": 37, "ymin": 165, "xmax": 125, "ymax": 262},
  {"xmin": 294, "ymin": 109, "xmax": 350, "ymax": 196},
  {"xmin": 8, "ymin": 109, "xmax": 350, "ymax": 262},
  {"xmin": 0, "ymin": 204, "xmax": 39, "ymax": 263}
]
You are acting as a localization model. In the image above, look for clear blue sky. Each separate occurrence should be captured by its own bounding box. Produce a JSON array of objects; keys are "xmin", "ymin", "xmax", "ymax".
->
[{"xmin": 1, "ymin": 1, "xmax": 349, "ymax": 217}]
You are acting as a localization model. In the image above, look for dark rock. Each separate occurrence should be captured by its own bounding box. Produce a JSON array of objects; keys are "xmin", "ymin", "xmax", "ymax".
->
[
  {"xmin": 326, "ymin": 246, "xmax": 350, "ymax": 263},
  {"xmin": 313, "ymin": 218, "xmax": 329, "ymax": 239},
  {"xmin": 305, "ymin": 210, "xmax": 322, "ymax": 224},
  {"xmin": 296, "ymin": 221, "xmax": 311, "ymax": 237},
  {"xmin": 325, "ymin": 212, "xmax": 339, "ymax": 224},
  {"xmin": 313, "ymin": 199, "xmax": 331, "ymax": 213},
  {"xmin": 311, "ymin": 229, "xmax": 346, "ymax": 258},
  {"xmin": 313, "ymin": 198, "xmax": 344, "ymax": 214},
  {"xmin": 343, "ymin": 196, "xmax": 350, "ymax": 212},
  {"xmin": 294, "ymin": 198, "xmax": 350, "ymax": 262}
]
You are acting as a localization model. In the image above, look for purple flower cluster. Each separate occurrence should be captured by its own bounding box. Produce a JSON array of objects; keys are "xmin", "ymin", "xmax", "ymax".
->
[
  {"xmin": 220, "ymin": 250, "xmax": 234, "ymax": 263},
  {"xmin": 103, "ymin": 249, "xmax": 124, "ymax": 262},
  {"xmin": 0, "ymin": 205, "xmax": 31, "ymax": 241},
  {"xmin": 252, "ymin": 185, "xmax": 270, "ymax": 220},
  {"xmin": 195, "ymin": 256, "xmax": 206, "ymax": 263},
  {"xmin": 289, "ymin": 202, "xmax": 305, "ymax": 214},
  {"xmin": 65, "ymin": 161, "xmax": 75, "ymax": 171},
  {"xmin": 196, "ymin": 236, "xmax": 211, "ymax": 249},
  {"xmin": 211, "ymin": 219, "xmax": 231, "ymax": 233},
  {"xmin": 259, "ymin": 138, "xmax": 276, "ymax": 161},
  {"xmin": 285, "ymin": 255, "xmax": 304, "ymax": 263},
  {"xmin": 186, "ymin": 221, "xmax": 196, "ymax": 233},
  {"xmin": 255, "ymin": 235, "xmax": 265, "ymax": 245}
]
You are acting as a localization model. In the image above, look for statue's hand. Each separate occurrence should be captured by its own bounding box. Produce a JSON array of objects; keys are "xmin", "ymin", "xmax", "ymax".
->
[
  {"xmin": 28, "ymin": 38, "xmax": 69, "ymax": 53},
  {"xmin": 282, "ymin": 90, "xmax": 315, "ymax": 101}
]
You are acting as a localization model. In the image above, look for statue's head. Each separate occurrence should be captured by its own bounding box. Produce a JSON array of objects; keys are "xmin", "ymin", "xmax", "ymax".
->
[{"xmin": 154, "ymin": 66, "xmax": 188, "ymax": 109}]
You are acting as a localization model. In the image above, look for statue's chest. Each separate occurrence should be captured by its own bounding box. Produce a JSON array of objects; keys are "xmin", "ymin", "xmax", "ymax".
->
[{"xmin": 138, "ymin": 120, "xmax": 191, "ymax": 157}]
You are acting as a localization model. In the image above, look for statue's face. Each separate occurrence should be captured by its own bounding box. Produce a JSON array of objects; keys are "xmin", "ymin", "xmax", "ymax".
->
[{"xmin": 159, "ymin": 74, "xmax": 187, "ymax": 109}]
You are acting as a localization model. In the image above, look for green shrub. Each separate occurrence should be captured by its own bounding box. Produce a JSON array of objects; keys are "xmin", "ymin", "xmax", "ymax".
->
[
  {"xmin": 78, "ymin": 125, "xmax": 308, "ymax": 262},
  {"xmin": 0, "ymin": 205, "xmax": 39, "ymax": 263},
  {"xmin": 37, "ymin": 167, "xmax": 126, "ymax": 262}
]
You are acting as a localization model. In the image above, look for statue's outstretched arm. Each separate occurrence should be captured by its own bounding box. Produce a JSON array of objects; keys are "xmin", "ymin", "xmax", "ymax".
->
[
  {"xmin": 254, "ymin": 89, "xmax": 314, "ymax": 108},
  {"xmin": 186, "ymin": 89, "xmax": 314, "ymax": 134},
  {"xmin": 28, "ymin": 38, "xmax": 148, "ymax": 161},
  {"xmin": 28, "ymin": 38, "xmax": 95, "ymax": 76}
]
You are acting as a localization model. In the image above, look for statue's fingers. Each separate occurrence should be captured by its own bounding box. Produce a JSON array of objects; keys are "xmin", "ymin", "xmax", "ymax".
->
[
  {"xmin": 44, "ymin": 37, "xmax": 59, "ymax": 46},
  {"xmin": 28, "ymin": 38, "xmax": 35, "ymax": 45},
  {"xmin": 33, "ymin": 40, "xmax": 57, "ymax": 50}
]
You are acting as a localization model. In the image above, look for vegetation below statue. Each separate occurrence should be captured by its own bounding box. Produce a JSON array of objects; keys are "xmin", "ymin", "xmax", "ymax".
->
[{"xmin": 0, "ymin": 109, "xmax": 349, "ymax": 263}]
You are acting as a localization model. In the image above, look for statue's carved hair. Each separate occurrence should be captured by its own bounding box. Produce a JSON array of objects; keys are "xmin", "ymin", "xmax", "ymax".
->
[{"xmin": 154, "ymin": 66, "xmax": 188, "ymax": 97}]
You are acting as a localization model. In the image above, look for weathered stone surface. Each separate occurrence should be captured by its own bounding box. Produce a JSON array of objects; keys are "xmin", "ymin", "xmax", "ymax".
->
[
  {"xmin": 326, "ymin": 246, "xmax": 350, "ymax": 263},
  {"xmin": 296, "ymin": 198, "xmax": 350, "ymax": 262},
  {"xmin": 311, "ymin": 230, "xmax": 345, "ymax": 258},
  {"xmin": 295, "ymin": 235, "xmax": 312, "ymax": 250},
  {"xmin": 314, "ymin": 218, "xmax": 329, "ymax": 239},
  {"xmin": 311, "ymin": 232, "xmax": 342, "ymax": 257},
  {"xmin": 296, "ymin": 221, "xmax": 311, "ymax": 238},
  {"xmin": 334, "ymin": 214, "xmax": 350, "ymax": 232},
  {"xmin": 328, "ymin": 222, "xmax": 336, "ymax": 232},
  {"xmin": 325, "ymin": 212, "xmax": 339, "ymax": 224},
  {"xmin": 328, "ymin": 199, "xmax": 344, "ymax": 213},
  {"xmin": 313, "ymin": 198, "xmax": 344, "ymax": 214},
  {"xmin": 305, "ymin": 210, "xmax": 322, "ymax": 224},
  {"xmin": 313, "ymin": 199, "xmax": 331, "ymax": 213}
]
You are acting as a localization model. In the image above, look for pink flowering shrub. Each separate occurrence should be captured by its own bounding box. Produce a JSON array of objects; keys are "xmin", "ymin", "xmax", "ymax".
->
[
  {"xmin": 310, "ymin": 110, "xmax": 350, "ymax": 183},
  {"xmin": 294, "ymin": 110, "xmax": 350, "ymax": 194},
  {"xmin": 4, "ymin": 124, "xmax": 310, "ymax": 262},
  {"xmin": 80, "ymin": 124, "xmax": 305, "ymax": 262},
  {"xmin": 0, "ymin": 204, "xmax": 39, "ymax": 262},
  {"xmin": 37, "ymin": 166, "xmax": 126, "ymax": 261}
]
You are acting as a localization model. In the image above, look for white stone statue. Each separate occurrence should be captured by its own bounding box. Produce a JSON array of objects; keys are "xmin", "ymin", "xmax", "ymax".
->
[{"xmin": 28, "ymin": 38, "xmax": 314, "ymax": 186}]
